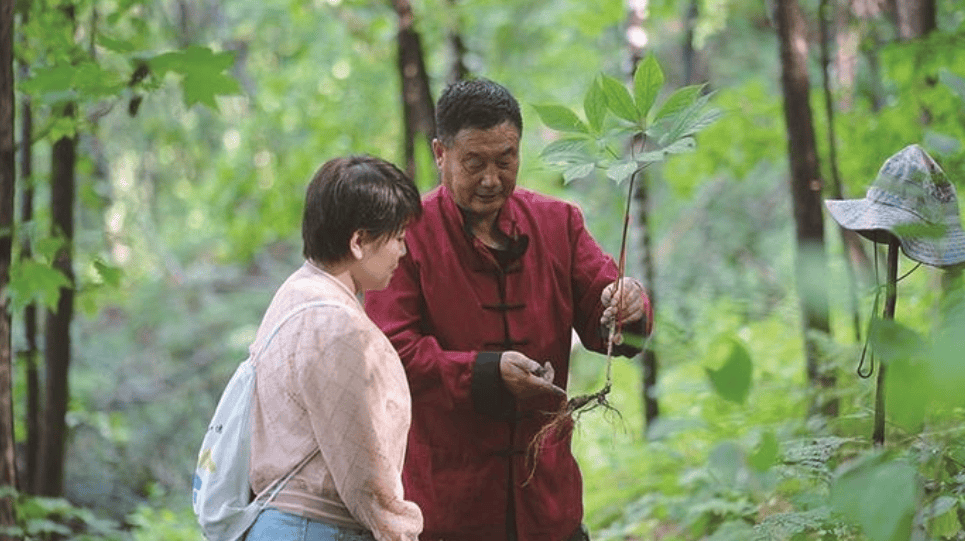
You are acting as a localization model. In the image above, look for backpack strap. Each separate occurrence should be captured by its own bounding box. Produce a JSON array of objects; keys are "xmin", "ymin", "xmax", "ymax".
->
[
  {"xmin": 252, "ymin": 299, "xmax": 352, "ymax": 366},
  {"xmin": 248, "ymin": 298, "xmax": 349, "ymax": 506}
]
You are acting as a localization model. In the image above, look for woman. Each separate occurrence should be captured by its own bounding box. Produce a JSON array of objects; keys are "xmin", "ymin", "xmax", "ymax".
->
[{"xmin": 245, "ymin": 155, "xmax": 423, "ymax": 541}]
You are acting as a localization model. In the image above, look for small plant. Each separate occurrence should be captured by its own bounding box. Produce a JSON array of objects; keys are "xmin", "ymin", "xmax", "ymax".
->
[{"xmin": 526, "ymin": 54, "xmax": 721, "ymax": 471}]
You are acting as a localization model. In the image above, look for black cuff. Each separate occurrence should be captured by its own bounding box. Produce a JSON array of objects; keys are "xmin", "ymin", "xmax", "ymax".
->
[{"xmin": 471, "ymin": 352, "xmax": 516, "ymax": 420}]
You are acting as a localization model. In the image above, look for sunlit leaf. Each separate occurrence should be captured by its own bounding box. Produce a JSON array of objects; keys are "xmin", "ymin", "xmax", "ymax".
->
[
  {"xmin": 8, "ymin": 260, "xmax": 71, "ymax": 312},
  {"xmin": 147, "ymin": 46, "xmax": 242, "ymax": 109},
  {"xmin": 706, "ymin": 338, "xmax": 753, "ymax": 404},
  {"xmin": 600, "ymin": 74, "xmax": 639, "ymax": 124},
  {"xmin": 533, "ymin": 104, "xmax": 588, "ymax": 134},
  {"xmin": 93, "ymin": 259, "xmax": 123, "ymax": 287},
  {"xmin": 633, "ymin": 53, "xmax": 663, "ymax": 118}
]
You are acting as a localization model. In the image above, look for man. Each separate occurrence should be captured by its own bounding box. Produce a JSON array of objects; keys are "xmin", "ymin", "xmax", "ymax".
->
[{"xmin": 365, "ymin": 79, "xmax": 652, "ymax": 541}]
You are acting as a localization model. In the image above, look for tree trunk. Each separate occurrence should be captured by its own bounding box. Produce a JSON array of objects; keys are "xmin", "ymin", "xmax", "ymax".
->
[
  {"xmin": 895, "ymin": 0, "xmax": 935, "ymax": 40},
  {"xmin": 390, "ymin": 0, "xmax": 435, "ymax": 185},
  {"xmin": 36, "ymin": 102, "xmax": 76, "ymax": 497},
  {"xmin": 681, "ymin": 0, "xmax": 703, "ymax": 86},
  {"xmin": 0, "ymin": 0, "xmax": 20, "ymax": 531},
  {"xmin": 627, "ymin": 0, "xmax": 659, "ymax": 433},
  {"xmin": 635, "ymin": 179, "xmax": 659, "ymax": 431},
  {"xmin": 818, "ymin": 0, "xmax": 864, "ymax": 343},
  {"xmin": 775, "ymin": 0, "xmax": 836, "ymax": 417},
  {"xmin": 18, "ymin": 9, "xmax": 40, "ymax": 496},
  {"xmin": 444, "ymin": 0, "xmax": 468, "ymax": 83}
]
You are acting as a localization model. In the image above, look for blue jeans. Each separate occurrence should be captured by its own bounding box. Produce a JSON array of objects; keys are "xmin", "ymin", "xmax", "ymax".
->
[{"xmin": 246, "ymin": 507, "xmax": 376, "ymax": 541}]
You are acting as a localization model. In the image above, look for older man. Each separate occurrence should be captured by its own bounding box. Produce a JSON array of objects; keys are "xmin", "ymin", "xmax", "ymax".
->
[{"xmin": 365, "ymin": 79, "xmax": 652, "ymax": 541}]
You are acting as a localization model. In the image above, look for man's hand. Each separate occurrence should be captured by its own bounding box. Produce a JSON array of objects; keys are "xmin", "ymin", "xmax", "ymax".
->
[
  {"xmin": 499, "ymin": 351, "xmax": 566, "ymax": 400},
  {"xmin": 600, "ymin": 277, "xmax": 645, "ymax": 344}
]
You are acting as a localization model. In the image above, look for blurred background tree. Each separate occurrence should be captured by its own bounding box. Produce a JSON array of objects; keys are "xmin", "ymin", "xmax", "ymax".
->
[{"xmin": 2, "ymin": 0, "xmax": 964, "ymax": 538}]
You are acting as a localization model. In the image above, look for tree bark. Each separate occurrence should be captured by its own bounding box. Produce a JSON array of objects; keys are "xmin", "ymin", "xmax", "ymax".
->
[
  {"xmin": 37, "ymin": 102, "xmax": 76, "ymax": 497},
  {"xmin": 17, "ymin": 6, "xmax": 40, "ymax": 496},
  {"xmin": 444, "ymin": 0, "xmax": 468, "ymax": 83},
  {"xmin": 818, "ymin": 0, "xmax": 865, "ymax": 343},
  {"xmin": 390, "ymin": 0, "xmax": 435, "ymax": 185},
  {"xmin": 775, "ymin": 0, "xmax": 836, "ymax": 417},
  {"xmin": 627, "ymin": 1, "xmax": 659, "ymax": 433},
  {"xmin": 0, "ymin": 0, "xmax": 20, "ymax": 531},
  {"xmin": 895, "ymin": 0, "xmax": 935, "ymax": 40}
]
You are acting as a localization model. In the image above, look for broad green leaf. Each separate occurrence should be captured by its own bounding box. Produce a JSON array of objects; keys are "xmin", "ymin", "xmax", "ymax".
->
[
  {"xmin": 183, "ymin": 72, "xmax": 241, "ymax": 109},
  {"xmin": 831, "ymin": 455, "xmax": 917, "ymax": 541},
  {"xmin": 533, "ymin": 104, "xmax": 588, "ymax": 134},
  {"xmin": 868, "ymin": 318, "xmax": 926, "ymax": 365},
  {"xmin": 93, "ymin": 259, "xmax": 123, "ymax": 287},
  {"xmin": 653, "ymin": 84, "xmax": 705, "ymax": 123},
  {"xmin": 34, "ymin": 237, "xmax": 65, "ymax": 261},
  {"xmin": 605, "ymin": 160, "xmax": 639, "ymax": 184},
  {"xmin": 583, "ymin": 78, "xmax": 607, "ymax": 134},
  {"xmin": 884, "ymin": 357, "xmax": 930, "ymax": 430},
  {"xmin": 636, "ymin": 150, "xmax": 667, "ymax": 164},
  {"xmin": 21, "ymin": 64, "xmax": 75, "ymax": 94},
  {"xmin": 540, "ymin": 137, "xmax": 595, "ymax": 167},
  {"xmin": 662, "ymin": 137, "xmax": 697, "ymax": 155},
  {"xmin": 147, "ymin": 46, "xmax": 242, "ymax": 109},
  {"xmin": 97, "ymin": 34, "xmax": 137, "ymax": 54},
  {"xmin": 600, "ymin": 74, "xmax": 640, "ymax": 124},
  {"xmin": 633, "ymin": 54, "xmax": 664, "ymax": 118},
  {"xmin": 563, "ymin": 163, "xmax": 595, "ymax": 184},
  {"xmin": 708, "ymin": 441, "xmax": 744, "ymax": 485},
  {"xmin": 8, "ymin": 260, "xmax": 72, "ymax": 312},
  {"xmin": 658, "ymin": 94, "xmax": 720, "ymax": 146},
  {"xmin": 749, "ymin": 431, "xmax": 779, "ymax": 471},
  {"xmin": 705, "ymin": 338, "xmax": 753, "ymax": 404},
  {"xmin": 928, "ymin": 314, "xmax": 965, "ymax": 408}
]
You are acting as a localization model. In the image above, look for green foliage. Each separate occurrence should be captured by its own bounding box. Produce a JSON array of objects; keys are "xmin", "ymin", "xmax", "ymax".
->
[
  {"xmin": 127, "ymin": 503, "xmax": 200, "ymax": 541},
  {"xmin": 147, "ymin": 47, "xmax": 242, "ymax": 110},
  {"xmin": 0, "ymin": 488, "xmax": 126, "ymax": 541},
  {"xmin": 704, "ymin": 337, "xmax": 753, "ymax": 404},
  {"xmin": 830, "ymin": 453, "xmax": 918, "ymax": 541},
  {"xmin": 535, "ymin": 54, "xmax": 722, "ymax": 185},
  {"xmin": 8, "ymin": 258, "xmax": 70, "ymax": 312}
]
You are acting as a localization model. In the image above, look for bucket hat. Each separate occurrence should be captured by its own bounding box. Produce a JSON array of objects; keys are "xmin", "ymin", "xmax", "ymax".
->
[{"xmin": 825, "ymin": 144, "xmax": 965, "ymax": 268}]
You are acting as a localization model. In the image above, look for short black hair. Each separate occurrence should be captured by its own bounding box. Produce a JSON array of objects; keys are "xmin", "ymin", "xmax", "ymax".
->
[
  {"xmin": 435, "ymin": 78, "xmax": 522, "ymax": 145},
  {"xmin": 302, "ymin": 155, "xmax": 422, "ymax": 264}
]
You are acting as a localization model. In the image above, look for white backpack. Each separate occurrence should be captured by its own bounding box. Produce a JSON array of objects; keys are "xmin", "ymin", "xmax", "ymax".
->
[{"xmin": 192, "ymin": 300, "xmax": 345, "ymax": 541}]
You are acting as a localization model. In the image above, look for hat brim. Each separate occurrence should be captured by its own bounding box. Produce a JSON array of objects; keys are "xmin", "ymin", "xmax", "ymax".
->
[{"xmin": 826, "ymin": 199, "xmax": 965, "ymax": 268}]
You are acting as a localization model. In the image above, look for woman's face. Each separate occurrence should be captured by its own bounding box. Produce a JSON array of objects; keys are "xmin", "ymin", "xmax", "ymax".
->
[{"xmin": 352, "ymin": 229, "xmax": 408, "ymax": 293}]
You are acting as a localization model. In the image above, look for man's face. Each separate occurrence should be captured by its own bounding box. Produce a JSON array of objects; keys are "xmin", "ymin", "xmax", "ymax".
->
[{"xmin": 433, "ymin": 121, "xmax": 520, "ymax": 221}]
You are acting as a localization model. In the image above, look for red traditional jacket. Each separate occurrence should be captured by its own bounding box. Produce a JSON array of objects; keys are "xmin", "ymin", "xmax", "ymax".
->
[{"xmin": 365, "ymin": 185, "xmax": 652, "ymax": 541}]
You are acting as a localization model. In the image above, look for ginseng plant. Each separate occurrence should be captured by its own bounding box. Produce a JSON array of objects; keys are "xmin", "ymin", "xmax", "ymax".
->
[{"xmin": 526, "ymin": 54, "xmax": 721, "ymax": 467}]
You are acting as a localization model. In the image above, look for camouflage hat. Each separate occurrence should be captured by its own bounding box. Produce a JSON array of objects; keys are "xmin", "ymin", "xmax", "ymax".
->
[{"xmin": 825, "ymin": 144, "xmax": 965, "ymax": 268}]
